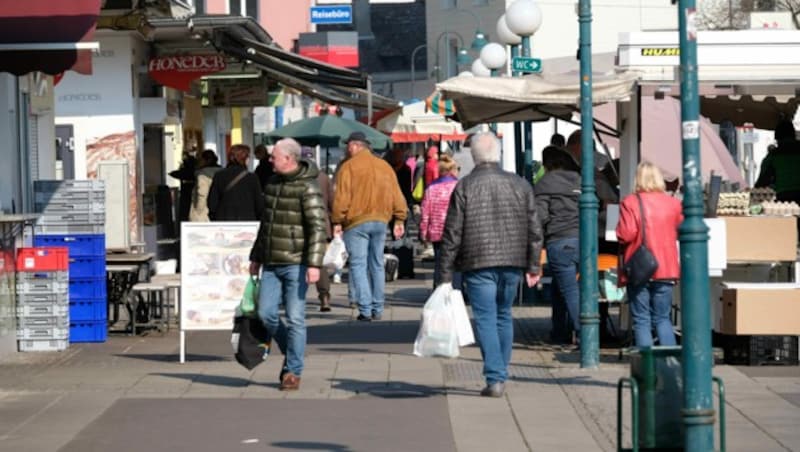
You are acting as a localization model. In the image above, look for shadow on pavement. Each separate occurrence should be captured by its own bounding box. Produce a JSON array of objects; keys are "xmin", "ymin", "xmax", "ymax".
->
[
  {"xmin": 271, "ymin": 441, "xmax": 354, "ymax": 451},
  {"xmin": 152, "ymin": 372, "xmax": 251, "ymax": 387},
  {"xmin": 511, "ymin": 374, "xmax": 618, "ymax": 388},
  {"xmin": 330, "ymin": 378, "xmax": 443, "ymax": 398},
  {"xmin": 113, "ymin": 353, "xmax": 230, "ymax": 362},
  {"xmin": 307, "ymin": 321, "xmax": 418, "ymax": 345}
]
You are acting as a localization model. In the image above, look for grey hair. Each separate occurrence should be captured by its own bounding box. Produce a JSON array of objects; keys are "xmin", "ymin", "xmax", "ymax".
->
[
  {"xmin": 470, "ymin": 132, "xmax": 501, "ymax": 164},
  {"xmin": 274, "ymin": 138, "xmax": 302, "ymax": 162}
]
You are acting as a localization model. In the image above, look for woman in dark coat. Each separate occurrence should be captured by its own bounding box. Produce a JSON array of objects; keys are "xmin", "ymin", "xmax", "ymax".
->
[{"xmin": 207, "ymin": 144, "xmax": 265, "ymax": 221}]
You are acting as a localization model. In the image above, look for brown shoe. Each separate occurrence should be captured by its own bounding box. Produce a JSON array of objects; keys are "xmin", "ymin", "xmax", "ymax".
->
[
  {"xmin": 280, "ymin": 372, "xmax": 301, "ymax": 391},
  {"xmin": 319, "ymin": 295, "xmax": 331, "ymax": 312}
]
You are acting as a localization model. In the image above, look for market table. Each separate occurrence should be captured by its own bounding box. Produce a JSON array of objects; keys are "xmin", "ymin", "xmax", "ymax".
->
[{"xmin": 106, "ymin": 253, "xmax": 154, "ymax": 335}]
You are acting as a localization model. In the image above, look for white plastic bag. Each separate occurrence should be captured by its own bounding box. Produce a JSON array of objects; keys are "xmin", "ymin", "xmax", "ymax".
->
[
  {"xmin": 449, "ymin": 289, "xmax": 475, "ymax": 347},
  {"xmin": 323, "ymin": 236, "xmax": 348, "ymax": 270},
  {"xmin": 413, "ymin": 283, "xmax": 459, "ymax": 358}
]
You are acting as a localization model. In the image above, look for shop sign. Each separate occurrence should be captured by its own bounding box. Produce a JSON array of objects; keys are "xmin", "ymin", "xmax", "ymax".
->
[
  {"xmin": 640, "ymin": 47, "xmax": 680, "ymax": 57},
  {"xmin": 148, "ymin": 54, "xmax": 226, "ymax": 91},
  {"xmin": 202, "ymin": 78, "xmax": 283, "ymax": 108}
]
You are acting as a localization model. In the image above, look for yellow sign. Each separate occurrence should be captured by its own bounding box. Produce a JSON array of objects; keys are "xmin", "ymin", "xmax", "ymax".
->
[{"xmin": 640, "ymin": 48, "xmax": 680, "ymax": 56}]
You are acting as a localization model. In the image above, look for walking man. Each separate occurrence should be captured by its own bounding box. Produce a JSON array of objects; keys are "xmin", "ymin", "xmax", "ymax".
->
[
  {"xmin": 332, "ymin": 132, "xmax": 408, "ymax": 321},
  {"xmin": 248, "ymin": 138, "xmax": 327, "ymax": 391},
  {"xmin": 440, "ymin": 132, "xmax": 543, "ymax": 397}
]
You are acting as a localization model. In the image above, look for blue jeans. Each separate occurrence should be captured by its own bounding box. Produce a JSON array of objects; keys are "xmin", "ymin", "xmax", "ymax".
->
[
  {"xmin": 464, "ymin": 267, "xmax": 522, "ymax": 385},
  {"xmin": 257, "ymin": 264, "xmax": 308, "ymax": 376},
  {"xmin": 628, "ymin": 281, "xmax": 676, "ymax": 348},
  {"xmin": 432, "ymin": 242, "xmax": 461, "ymax": 290},
  {"xmin": 343, "ymin": 221, "xmax": 387, "ymax": 317},
  {"xmin": 546, "ymin": 237, "xmax": 581, "ymax": 334}
]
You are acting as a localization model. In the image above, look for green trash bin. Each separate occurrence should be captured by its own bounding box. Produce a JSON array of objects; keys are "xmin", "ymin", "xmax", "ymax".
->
[{"xmin": 629, "ymin": 346, "xmax": 684, "ymax": 450}]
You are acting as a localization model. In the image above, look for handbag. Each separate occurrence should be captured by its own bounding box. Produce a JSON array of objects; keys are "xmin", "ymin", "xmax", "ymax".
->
[
  {"xmin": 412, "ymin": 177, "xmax": 424, "ymax": 203},
  {"xmin": 622, "ymin": 194, "xmax": 659, "ymax": 287}
]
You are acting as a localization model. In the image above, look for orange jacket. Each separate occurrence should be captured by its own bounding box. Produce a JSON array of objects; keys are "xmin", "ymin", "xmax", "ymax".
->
[
  {"xmin": 616, "ymin": 191, "xmax": 683, "ymax": 285},
  {"xmin": 332, "ymin": 149, "xmax": 408, "ymax": 230}
]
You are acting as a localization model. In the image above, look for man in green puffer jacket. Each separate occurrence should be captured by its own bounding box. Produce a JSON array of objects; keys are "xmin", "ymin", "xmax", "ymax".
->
[{"xmin": 248, "ymin": 138, "xmax": 327, "ymax": 392}]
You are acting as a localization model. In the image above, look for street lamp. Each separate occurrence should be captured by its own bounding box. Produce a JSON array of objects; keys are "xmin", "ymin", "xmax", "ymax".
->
[
  {"xmin": 410, "ymin": 44, "xmax": 429, "ymax": 100},
  {"xmin": 471, "ymin": 59, "xmax": 491, "ymax": 77},
  {"xmin": 434, "ymin": 30, "xmax": 470, "ymax": 82},
  {"xmin": 479, "ymin": 42, "xmax": 506, "ymax": 76},
  {"xmin": 496, "ymin": 14, "xmax": 523, "ymax": 177},
  {"xmin": 452, "ymin": 8, "xmax": 489, "ymax": 51}
]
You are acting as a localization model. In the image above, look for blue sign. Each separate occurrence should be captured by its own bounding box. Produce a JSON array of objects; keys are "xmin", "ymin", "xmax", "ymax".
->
[
  {"xmin": 310, "ymin": 6, "xmax": 353, "ymax": 25},
  {"xmin": 511, "ymin": 57, "xmax": 542, "ymax": 74}
]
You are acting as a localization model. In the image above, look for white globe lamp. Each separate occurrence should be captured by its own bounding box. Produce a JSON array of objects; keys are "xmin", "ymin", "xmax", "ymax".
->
[
  {"xmin": 471, "ymin": 59, "xmax": 491, "ymax": 77},
  {"xmin": 458, "ymin": 71, "xmax": 475, "ymax": 77},
  {"xmin": 496, "ymin": 14, "xmax": 521, "ymax": 46},
  {"xmin": 506, "ymin": 0, "xmax": 543, "ymax": 37},
  {"xmin": 479, "ymin": 42, "xmax": 507, "ymax": 71}
]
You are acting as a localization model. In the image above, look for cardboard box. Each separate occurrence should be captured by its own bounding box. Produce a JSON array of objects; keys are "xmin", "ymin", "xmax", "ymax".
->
[
  {"xmin": 724, "ymin": 216, "xmax": 797, "ymax": 262},
  {"xmin": 719, "ymin": 286, "xmax": 800, "ymax": 335}
]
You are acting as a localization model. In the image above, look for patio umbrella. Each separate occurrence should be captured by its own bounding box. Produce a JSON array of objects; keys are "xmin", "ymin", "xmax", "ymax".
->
[{"xmin": 263, "ymin": 114, "xmax": 392, "ymax": 149}]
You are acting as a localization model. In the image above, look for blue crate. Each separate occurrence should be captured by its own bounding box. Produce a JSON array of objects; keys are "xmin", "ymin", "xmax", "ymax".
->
[
  {"xmin": 68, "ymin": 256, "xmax": 105, "ymax": 278},
  {"xmin": 69, "ymin": 320, "xmax": 107, "ymax": 343},
  {"xmin": 69, "ymin": 278, "xmax": 106, "ymax": 299},
  {"xmin": 34, "ymin": 234, "xmax": 105, "ymax": 257},
  {"xmin": 69, "ymin": 299, "xmax": 107, "ymax": 322}
]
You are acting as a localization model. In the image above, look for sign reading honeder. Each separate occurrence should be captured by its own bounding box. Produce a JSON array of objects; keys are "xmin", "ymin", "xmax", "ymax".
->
[{"xmin": 148, "ymin": 54, "xmax": 226, "ymax": 91}]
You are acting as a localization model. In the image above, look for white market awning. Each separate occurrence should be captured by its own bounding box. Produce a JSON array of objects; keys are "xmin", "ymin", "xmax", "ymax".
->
[{"xmin": 435, "ymin": 70, "xmax": 640, "ymax": 127}]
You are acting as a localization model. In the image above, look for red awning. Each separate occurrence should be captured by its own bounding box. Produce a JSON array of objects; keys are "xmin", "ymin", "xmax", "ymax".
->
[{"xmin": 0, "ymin": 0, "xmax": 102, "ymax": 75}]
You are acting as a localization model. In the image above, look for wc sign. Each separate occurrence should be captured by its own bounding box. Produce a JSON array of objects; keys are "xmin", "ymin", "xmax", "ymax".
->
[{"xmin": 310, "ymin": 5, "xmax": 352, "ymax": 24}]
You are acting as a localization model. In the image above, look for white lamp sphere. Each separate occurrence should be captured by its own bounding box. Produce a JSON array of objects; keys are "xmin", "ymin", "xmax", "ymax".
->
[
  {"xmin": 471, "ymin": 59, "xmax": 491, "ymax": 77},
  {"xmin": 506, "ymin": 0, "xmax": 543, "ymax": 36},
  {"xmin": 497, "ymin": 14, "xmax": 522, "ymax": 45},
  {"xmin": 458, "ymin": 71, "xmax": 474, "ymax": 77},
  {"xmin": 479, "ymin": 42, "xmax": 507, "ymax": 70}
]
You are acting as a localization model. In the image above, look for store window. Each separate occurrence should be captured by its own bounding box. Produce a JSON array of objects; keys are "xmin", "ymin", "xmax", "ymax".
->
[
  {"xmin": 228, "ymin": 0, "xmax": 258, "ymax": 18},
  {"xmin": 472, "ymin": 0, "xmax": 489, "ymax": 5},
  {"xmin": 194, "ymin": 0, "xmax": 205, "ymax": 15},
  {"xmin": 440, "ymin": 0, "xmax": 456, "ymax": 10}
]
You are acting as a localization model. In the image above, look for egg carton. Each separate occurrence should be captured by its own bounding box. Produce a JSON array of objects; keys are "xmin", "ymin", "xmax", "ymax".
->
[
  {"xmin": 761, "ymin": 201, "xmax": 800, "ymax": 216},
  {"xmin": 716, "ymin": 207, "xmax": 749, "ymax": 216},
  {"xmin": 749, "ymin": 187, "xmax": 776, "ymax": 205}
]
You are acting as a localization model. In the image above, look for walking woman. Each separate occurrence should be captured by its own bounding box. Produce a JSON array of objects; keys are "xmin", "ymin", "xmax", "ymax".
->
[
  {"xmin": 616, "ymin": 162, "xmax": 683, "ymax": 347},
  {"xmin": 535, "ymin": 146, "xmax": 581, "ymax": 344},
  {"xmin": 419, "ymin": 154, "xmax": 459, "ymax": 288}
]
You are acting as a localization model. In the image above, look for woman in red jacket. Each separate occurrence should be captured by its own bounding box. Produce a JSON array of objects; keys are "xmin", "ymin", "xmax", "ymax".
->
[{"xmin": 616, "ymin": 162, "xmax": 683, "ymax": 347}]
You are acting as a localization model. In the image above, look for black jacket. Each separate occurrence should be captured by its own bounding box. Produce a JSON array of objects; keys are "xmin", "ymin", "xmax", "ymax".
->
[
  {"xmin": 248, "ymin": 160, "xmax": 327, "ymax": 267},
  {"xmin": 207, "ymin": 165, "xmax": 265, "ymax": 221},
  {"xmin": 534, "ymin": 169, "xmax": 581, "ymax": 243},
  {"xmin": 440, "ymin": 163, "xmax": 543, "ymax": 282}
]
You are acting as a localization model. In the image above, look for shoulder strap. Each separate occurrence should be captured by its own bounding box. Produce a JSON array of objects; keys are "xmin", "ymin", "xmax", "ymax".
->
[
  {"xmin": 636, "ymin": 193, "xmax": 647, "ymax": 245},
  {"xmin": 224, "ymin": 169, "xmax": 248, "ymax": 193}
]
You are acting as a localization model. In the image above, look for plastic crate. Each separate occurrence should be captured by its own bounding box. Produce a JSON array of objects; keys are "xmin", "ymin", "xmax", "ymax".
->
[
  {"xmin": 69, "ymin": 320, "xmax": 107, "ymax": 343},
  {"xmin": 68, "ymin": 256, "xmax": 106, "ymax": 278},
  {"xmin": 16, "ymin": 271, "xmax": 69, "ymax": 283},
  {"xmin": 34, "ymin": 234, "xmax": 105, "ymax": 257},
  {"xmin": 18, "ymin": 339, "xmax": 69, "ymax": 352},
  {"xmin": 34, "ymin": 179, "xmax": 105, "ymax": 192},
  {"xmin": 16, "ymin": 247, "xmax": 69, "ymax": 272},
  {"xmin": 37, "ymin": 211, "xmax": 105, "ymax": 226},
  {"xmin": 16, "ymin": 292, "xmax": 68, "ymax": 305},
  {"xmin": 723, "ymin": 335, "xmax": 799, "ymax": 366},
  {"xmin": 34, "ymin": 190, "xmax": 105, "ymax": 205},
  {"xmin": 34, "ymin": 224, "xmax": 105, "ymax": 235},
  {"xmin": 69, "ymin": 278, "xmax": 106, "ymax": 299},
  {"xmin": 17, "ymin": 326, "xmax": 69, "ymax": 340},
  {"xmin": 69, "ymin": 299, "xmax": 107, "ymax": 321},
  {"xmin": 17, "ymin": 316, "xmax": 69, "ymax": 329},
  {"xmin": 16, "ymin": 279, "xmax": 69, "ymax": 295},
  {"xmin": 16, "ymin": 303, "xmax": 69, "ymax": 318},
  {"xmin": 34, "ymin": 200, "xmax": 105, "ymax": 214}
]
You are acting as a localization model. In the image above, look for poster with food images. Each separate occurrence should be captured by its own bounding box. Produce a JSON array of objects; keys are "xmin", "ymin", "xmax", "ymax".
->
[{"xmin": 180, "ymin": 222, "xmax": 259, "ymax": 330}]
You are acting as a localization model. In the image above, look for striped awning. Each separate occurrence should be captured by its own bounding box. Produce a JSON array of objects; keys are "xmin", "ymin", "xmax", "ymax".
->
[{"xmin": 425, "ymin": 92, "xmax": 456, "ymax": 116}]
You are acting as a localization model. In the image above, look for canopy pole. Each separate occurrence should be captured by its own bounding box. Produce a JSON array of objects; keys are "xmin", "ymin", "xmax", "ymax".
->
[{"xmin": 367, "ymin": 76, "xmax": 373, "ymax": 127}]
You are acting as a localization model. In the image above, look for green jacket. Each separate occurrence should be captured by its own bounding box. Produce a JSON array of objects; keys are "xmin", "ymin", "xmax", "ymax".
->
[{"xmin": 249, "ymin": 160, "xmax": 327, "ymax": 268}]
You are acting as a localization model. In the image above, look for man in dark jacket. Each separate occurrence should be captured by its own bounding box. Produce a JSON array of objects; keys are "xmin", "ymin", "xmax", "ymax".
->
[
  {"xmin": 207, "ymin": 144, "xmax": 264, "ymax": 221},
  {"xmin": 440, "ymin": 132, "xmax": 543, "ymax": 398},
  {"xmin": 248, "ymin": 138, "xmax": 327, "ymax": 391},
  {"xmin": 254, "ymin": 144, "xmax": 274, "ymax": 190},
  {"xmin": 535, "ymin": 146, "xmax": 582, "ymax": 345}
]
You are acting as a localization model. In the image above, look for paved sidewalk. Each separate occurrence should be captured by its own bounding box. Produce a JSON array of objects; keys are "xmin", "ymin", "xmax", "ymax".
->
[{"xmin": 0, "ymin": 264, "xmax": 798, "ymax": 451}]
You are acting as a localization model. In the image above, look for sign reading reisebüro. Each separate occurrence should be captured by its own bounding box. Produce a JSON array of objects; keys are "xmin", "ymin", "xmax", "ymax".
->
[{"xmin": 310, "ymin": 5, "xmax": 353, "ymax": 24}]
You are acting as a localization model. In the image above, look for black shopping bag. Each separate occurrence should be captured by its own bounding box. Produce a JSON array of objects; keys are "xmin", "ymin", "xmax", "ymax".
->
[{"xmin": 231, "ymin": 315, "xmax": 271, "ymax": 370}]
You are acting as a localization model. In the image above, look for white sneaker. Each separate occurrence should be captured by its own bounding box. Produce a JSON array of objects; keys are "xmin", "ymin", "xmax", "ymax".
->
[{"xmin": 333, "ymin": 274, "xmax": 342, "ymax": 284}]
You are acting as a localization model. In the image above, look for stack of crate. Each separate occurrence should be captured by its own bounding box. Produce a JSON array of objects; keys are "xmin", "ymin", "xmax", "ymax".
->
[
  {"xmin": 33, "ymin": 180, "xmax": 107, "ymax": 343},
  {"xmin": 16, "ymin": 247, "xmax": 70, "ymax": 352}
]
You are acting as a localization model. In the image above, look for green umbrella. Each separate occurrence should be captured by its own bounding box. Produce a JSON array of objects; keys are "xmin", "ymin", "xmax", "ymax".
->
[{"xmin": 263, "ymin": 114, "xmax": 392, "ymax": 149}]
